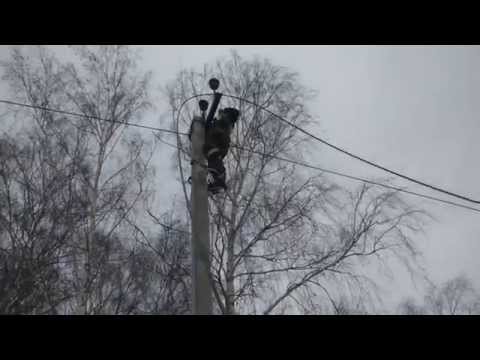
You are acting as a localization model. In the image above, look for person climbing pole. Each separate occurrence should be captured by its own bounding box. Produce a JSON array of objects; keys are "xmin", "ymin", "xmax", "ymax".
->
[{"xmin": 203, "ymin": 107, "xmax": 240, "ymax": 194}]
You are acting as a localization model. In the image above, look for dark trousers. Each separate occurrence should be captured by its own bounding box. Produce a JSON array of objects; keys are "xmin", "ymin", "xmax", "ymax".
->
[{"xmin": 207, "ymin": 155, "xmax": 226, "ymax": 184}]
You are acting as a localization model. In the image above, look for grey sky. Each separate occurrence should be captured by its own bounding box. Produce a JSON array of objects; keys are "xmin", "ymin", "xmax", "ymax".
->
[{"xmin": 1, "ymin": 45, "xmax": 479, "ymax": 312}]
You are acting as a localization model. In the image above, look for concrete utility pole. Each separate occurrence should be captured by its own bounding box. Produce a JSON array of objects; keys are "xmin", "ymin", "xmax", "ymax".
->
[
  {"xmin": 189, "ymin": 78, "xmax": 222, "ymax": 315},
  {"xmin": 190, "ymin": 114, "xmax": 213, "ymax": 315}
]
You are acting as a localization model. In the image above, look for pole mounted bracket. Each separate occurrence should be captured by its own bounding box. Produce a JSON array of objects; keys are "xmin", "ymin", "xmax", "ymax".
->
[
  {"xmin": 205, "ymin": 92, "xmax": 223, "ymax": 128},
  {"xmin": 205, "ymin": 78, "xmax": 222, "ymax": 128}
]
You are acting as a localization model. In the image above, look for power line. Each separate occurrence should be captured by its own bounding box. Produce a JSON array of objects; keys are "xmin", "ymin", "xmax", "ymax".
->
[
  {"xmin": 222, "ymin": 93, "xmax": 480, "ymax": 205},
  {"xmin": 3, "ymin": 96, "xmax": 480, "ymax": 213},
  {"xmin": 154, "ymin": 121, "xmax": 480, "ymax": 213},
  {"xmin": 0, "ymin": 97, "xmax": 197, "ymax": 235},
  {"xmin": 154, "ymin": 128, "xmax": 480, "ymax": 213},
  {"xmin": 230, "ymin": 144, "xmax": 480, "ymax": 214},
  {"xmin": 143, "ymin": 114, "xmax": 480, "ymax": 213},
  {"xmin": 0, "ymin": 99, "xmax": 190, "ymax": 136}
]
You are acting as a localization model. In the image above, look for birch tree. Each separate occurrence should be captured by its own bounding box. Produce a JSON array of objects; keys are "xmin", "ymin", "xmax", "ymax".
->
[
  {"xmin": 0, "ymin": 45, "xmax": 189, "ymax": 314},
  {"xmin": 398, "ymin": 275, "xmax": 480, "ymax": 315},
  {"xmin": 167, "ymin": 50, "xmax": 428, "ymax": 314}
]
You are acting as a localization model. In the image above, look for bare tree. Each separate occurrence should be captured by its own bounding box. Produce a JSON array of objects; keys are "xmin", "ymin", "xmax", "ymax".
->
[
  {"xmin": 0, "ymin": 47, "xmax": 432, "ymax": 315},
  {"xmin": 0, "ymin": 117, "xmax": 81, "ymax": 314},
  {"xmin": 424, "ymin": 275, "xmax": 480, "ymax": 315},
  {"xmin": 55, "ymin": 45, "xmax": 154, "ymax": 313},
  {"xmin": 129, "ymin": 211, "xmax": 191, "ymax": 314},
  {"xmin": 0, "ymin": 45, "xmax": 190, "ymax": 314},
  {"xmin": 167, "ymin": 51, "xmax": 428, "ymax": 315},
  {"xmin": 0, "ymin": 46, "xmax": 196, "ymax": 314}
]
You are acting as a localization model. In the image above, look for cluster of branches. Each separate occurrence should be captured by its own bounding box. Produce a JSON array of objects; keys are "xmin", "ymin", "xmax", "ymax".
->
[
  {"xmin": 167, "ymin": 51, "xmax": 430, "ymax": 315},
  {"xmin": 0, "ymin": 46, "xmax": 438, "ymax": 315},
  {"xmin": 0, "ymin": 46, "xmax": 190, "ymax": 314},
  {"xmin": 397, "ymin": 275, "xmax": 480, "ymax": 315}
]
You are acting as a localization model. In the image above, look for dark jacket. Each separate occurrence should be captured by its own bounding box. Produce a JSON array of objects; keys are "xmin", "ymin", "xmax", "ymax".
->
[{"xmin": 204, "ymin": 108, "xmax": 239, "ymax": 158}]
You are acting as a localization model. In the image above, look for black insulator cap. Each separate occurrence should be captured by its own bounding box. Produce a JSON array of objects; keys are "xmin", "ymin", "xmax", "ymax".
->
[
  {"xmin": 208, "ymin": 78, "xmax": 220, "ymax": 91},
  {"xmin": 199, "ymin": 99, "xmax": 209, "ymax": 112}
]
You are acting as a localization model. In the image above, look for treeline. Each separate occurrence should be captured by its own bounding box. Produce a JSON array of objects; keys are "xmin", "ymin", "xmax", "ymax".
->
[{"xmin": 0, "ymin": 46, "xmax": 454, "ymax": 315}]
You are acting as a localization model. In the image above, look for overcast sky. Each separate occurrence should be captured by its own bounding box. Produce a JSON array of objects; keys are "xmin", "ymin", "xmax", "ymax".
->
[{"xmin": 1, "ymin": 45, "xmax": 479, "ymax": 311}]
